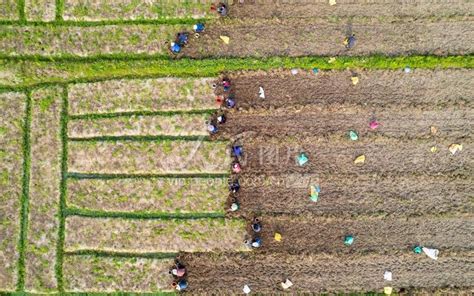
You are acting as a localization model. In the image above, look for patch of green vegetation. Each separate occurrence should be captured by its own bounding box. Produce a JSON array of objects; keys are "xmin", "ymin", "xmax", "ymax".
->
[
  {"xmin": 18, "ymin": 0, "xmax": 26, "ymax": 22},
  {"xmin": 56, "ymin": 0, "xmax": 65, "ymax": 21},
  {"xmin": 16, "ymin": 91, "xmax": 31, "ymax": 291},
  {"xmin": 1, "ymin": 55, "xmax": 472, "ymax": 90},
  {"xmin": 64, "ymin": 207, "xmax": 226, "ymax": 220},
  {"xmin": 55, "ymin": 87, "xmax": 68, "ymax": 292},
  {"xmin": 38, "ymin": 95, "xmax": 54, "ymax": 112}
]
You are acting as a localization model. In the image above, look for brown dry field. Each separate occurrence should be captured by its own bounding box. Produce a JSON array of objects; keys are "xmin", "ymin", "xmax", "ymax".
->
[
  {"xmin": 227, "ymin": 0, "xmax": 474, "ymax": 19},
  {"xmin": 181, "ymin": 252, "xmax": 474, "ymax": 294},
  {"xmin": 180, "ymin": 69, "xmax": 473, "ymax": 293},
  {"xmin": 216, "ymin": 69, "xmax": 473, "ymax": 109},
  {"xmin": 232, "ymin": 173, "xmax": 473, "ymax": 216},
  {"xmin": 183, "ymin": 17, "xmax": 474, "ymax": 58}
]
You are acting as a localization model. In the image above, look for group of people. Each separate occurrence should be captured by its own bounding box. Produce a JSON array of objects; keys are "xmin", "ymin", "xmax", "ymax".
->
[
  {"xmin": 170, "ymin": 260, "xmax": 188, "ymax": 291},
  {"xmin": 229, "ymin": 144, "xmax": 243, "ymax": 211},
  {"xmin": 208, "ymin": 78, "xmax": 235, "ymax": 134},
  {"xmin": 245, "ymin": 218, "xmax": 263, "ymax": 248},
  {"xmin": 170, "ymin": 2, "xmax": 228, "ymax": 54},
  {"xmin": 170, "ymin": 23, "xmax": 204, "ymax": 54}
]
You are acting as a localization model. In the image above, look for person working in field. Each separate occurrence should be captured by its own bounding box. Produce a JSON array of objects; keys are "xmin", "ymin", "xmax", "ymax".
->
[
  {"xmin": 211, "ymin": 2, "xmax": 228, "ymax": 17},
  {"xmin": 169, "ymin": 261, "xmax": 186, "ymax": 278},
  {"xmin": 170, "ymin": 32, "xmax": 190, "ymax": 54},
  {"xmin": 344, "ymin": 34, "xmax": 357, "ymax": 49}
]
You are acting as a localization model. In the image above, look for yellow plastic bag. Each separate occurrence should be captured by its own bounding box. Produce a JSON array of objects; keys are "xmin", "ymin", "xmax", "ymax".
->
[
  {"xmin": 328, "ymin": 57, "xmax": 336, "ymax": 63},
  {"xmin": 449, "ymin": 143, "xmax": 462, "ymax": 155},
  {"xmin": 384, "ymin": 287, "xmax": 393, "ymax": 295},
  {"xmin": 329, "ymin": 0, "xmax": 337, "ymax": 6},
  {"xmin": 220, "ymin": 35, "xmax": 230, "ymax": 44},
  {"xmin": 430, "ymin": 146, "xmax": 438, "ymax": 153},
  {"xmin": 354, "ymin": 154, "xmax": 365, "ymax": 164},
  {"xmin": 274, "ymin": 232, "xmax": 282, "ymax": 242},
  {"xmin": 351, "ymin": 76, "xmax": 359, "ymax": 85}
]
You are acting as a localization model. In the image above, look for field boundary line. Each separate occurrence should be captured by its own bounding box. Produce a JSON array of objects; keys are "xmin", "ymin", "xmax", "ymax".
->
[
  {"xmin": 69, "ymin": 109, "xmax": 216, "ymax": 120},
  {"xmin": 68, "ymin": 135, "xmax": 217, "ymax": 142},
  {"xmin": 0, "ymin": 17, "xmax": 210, "ymax": 27},
  {"xmin": 67, "ymin": 172, "xmax": 229, "ymax": 179},
  {"xmin": 64, "ymin": 250, "xmax": 178, "ymax": 259},
  {"xmin": 64, "ymin": 207, "xmax": 226, "ymax": 220},
  {"xmin": 16, "ymin": 90, "xmax": 32, "ymax": 291},
  {"xmin": 54, "ymin": 87, "xmax": 68, "ymax": 292},
  {"xmin": 0, "ymin": 55, "xmax": 473, "ymax": 90},
  {"xmin": 55, "ymin": 0, "xmax": 64, "ymax": 21},
  {"xmin": 17, "ymin": 0, "xmax": 26, "ymax": 22}
]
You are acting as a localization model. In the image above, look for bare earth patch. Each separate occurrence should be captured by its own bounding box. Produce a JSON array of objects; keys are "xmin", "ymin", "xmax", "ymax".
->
[
  {"xmin": 63, "ymin": 255, "xmax": 174, "ymax": 292},
  {"xmin": 0, "ymin": 92, "xmax": 25, "ymax": 291},
  {"xmin": 183, "ymin": 17, "xmax": 474, "ymax": 58},
  {"xmin": 234, "ymin": 173, "xmax": 473, "ymax": 216},
  {"xmin": 240, "ymin": 136, "xmax": 472, "ymax": 175},
  {"xmin": 217, "ymin": 105, "xmax": 473, "ymax": 140},
  {"xmin": 226, "ymin": 69, "xmax": 474, "ymax": 109},
  {"xmin": 25, "ymin": 87, "xmax": 63, "ymax": 292},
  {"xmin": 228, "ymin": 0, "xmax": 474, "ymax": 18},
  {"xmin": 68, "ymin": 78, "xmax": 216, "ymax": 115},
  {"xmin": 256, "ymin": 215, "xmax": 473, "ymax": 254},
  {"xmin": 68, "ymin": 140, "xmax": 229, "ymax": 174},
  {"xmin": 64, "ymin": 217, "xmax": 247, "ymax": 253},
  {"xmin": 68, "ymin": 113, "xmax": 209, "ymax": 138},
  {"xmin": 182, "ymin": 252, "xmax": 474, "ymax": 294},
  {"xmin": 67, "ymin": 177, "xmax": 228, "ymax": 213}
]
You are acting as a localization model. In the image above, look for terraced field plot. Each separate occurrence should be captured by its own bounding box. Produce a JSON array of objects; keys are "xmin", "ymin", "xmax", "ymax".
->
[{"xmin": 0, "ymin": 0, "xmax": 473, "ymax": 295}]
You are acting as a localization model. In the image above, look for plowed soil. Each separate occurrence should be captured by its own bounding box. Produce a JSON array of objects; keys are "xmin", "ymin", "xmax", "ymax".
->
[
  {"xmin": 183, "ymin": 17, "xmax": 474, "ymax": 57},
  {"xmin": 180, "ymin": 68, "xmax": 474, "ymax": 293},
  {"xmin": 181, "ymin": 252, "xmax": 474, "ymax": 294},
  {"xmin": 216, "ymin": 69, "xmax": 474, "ymax": 109},
  {"xmin": 228, "ymin": 1, "xmax": 474, "ymax": 19},
  {"xmin": 232, "ymin": 173, "xmax": 473, "ymax": 216},
  {"xmin": 251, "ymin": 215, "xmax": 473, "ymax": 254}
]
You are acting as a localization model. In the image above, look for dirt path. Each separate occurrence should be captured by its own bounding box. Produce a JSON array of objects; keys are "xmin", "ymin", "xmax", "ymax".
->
[
  {"xmin": 249, "ymin": 215, "xmax": 473, "ymax": 254},
  {"xmin": 217, "ymin": 69, "xmax": 473, "ymax": 109},
  {"xmin": 181, "ymin": 252, "xmax": 474, "ymax": 294},
  {"xmin": 228, "ymin": 1, "xmax": 474, "ymax": 19},
  {"xmin": 183, "ymin": 17, "xmax": 474, "ymax": 57},
  {"xmin": 231, "ymin": 173, "xmax": 473, "ymax": 216}
]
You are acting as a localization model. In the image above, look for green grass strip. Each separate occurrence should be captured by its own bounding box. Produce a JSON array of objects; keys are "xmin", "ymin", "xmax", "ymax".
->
[
  {"xmin": 64, "ymin": 207, "xmax": 226, "ymax": 220},
  {"xmin": 17, "ymin": 0, "xmax": 26, "ymax": 22},
  {"xmin": 16, "ymin": 91, "xmax": 32, "ymax": 291},
  {"xmin": 69, "ymin": 109, "xmax": 216, "ymax": 120},
  {"xmin": 1, "ymin": 55, "xmax": 473, "ymax": 90},
  {"xmin": 55, "ymin": 0, "xmax": 64, "ymax": 21},
  {"xmin": 67, "ymin": 172, "xmax": 230, "ymax": 180},
  {"xmin": 64, "ymin": 250, "xmax": 178, "ymax": 259},
  {"xmin": 55, "ymin": 87, "xmax": 69, "ymax": 292},
  {"xmin": 68, "ymin": 135, "xmax": 217, "ymax": 142},
  {"xmin": 0, "ymin": 17, "xmax": 210, "ymax": 26}
]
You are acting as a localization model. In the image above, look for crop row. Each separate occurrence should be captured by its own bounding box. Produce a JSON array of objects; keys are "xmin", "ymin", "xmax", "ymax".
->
[
  {"xmin": 67, "ymin": 176, "xmax": 228, "ymax": 214},
  {"xmin": 0, "ymin": 91, "xmax": 26, "ymax": 291},
  {"xmin": 64, "ymin": 216, "xmax": 247, "ymax": 253},
  {"xmin": 24, "ymin": 86, "xmax": 63, "ymax": 292},
  {"xmin": 68, "ymin": 77, "xmax": 216, "ymax": 115},
  {"xmin": 68, "ymin": 140, "xmax": 229, "ymax": 174}
]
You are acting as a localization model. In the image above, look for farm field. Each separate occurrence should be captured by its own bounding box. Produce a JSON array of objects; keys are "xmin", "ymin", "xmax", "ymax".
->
[{"xmin": 0, "ymin": 0, "xmax": 473, "ymax": 295}]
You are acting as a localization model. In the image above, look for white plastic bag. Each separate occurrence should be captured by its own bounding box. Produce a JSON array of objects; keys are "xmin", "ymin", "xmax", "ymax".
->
[
  {"xmin": 259, "ymin": 86, "xmax": 265, "ymax": 99},
  {"xmin": 422, "ymin": 247, "xmax": 439, "ymax": 260}
]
